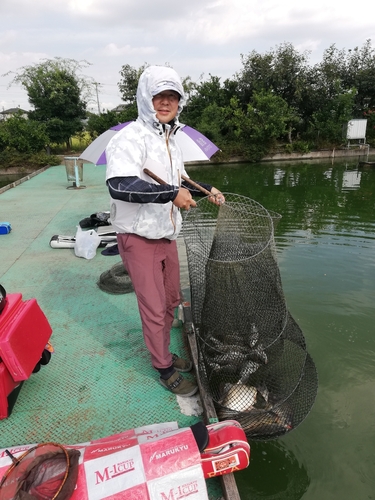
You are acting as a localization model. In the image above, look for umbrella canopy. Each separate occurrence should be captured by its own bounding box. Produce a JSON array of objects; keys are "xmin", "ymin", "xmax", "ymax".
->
[{"xmin": 79, "ymin": 122, "xmax": 219, "ymax": 165}]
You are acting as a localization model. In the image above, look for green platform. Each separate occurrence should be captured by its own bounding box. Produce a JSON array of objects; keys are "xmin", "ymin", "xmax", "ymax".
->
[{"xmin": 0, "ymin": 164, "xmax": 224, "ymax": 498}]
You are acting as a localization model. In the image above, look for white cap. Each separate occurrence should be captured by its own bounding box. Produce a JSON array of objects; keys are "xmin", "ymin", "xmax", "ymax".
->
[{"xmin": 151, "ymin": 80, "xmax": 182, "ymax": 97}]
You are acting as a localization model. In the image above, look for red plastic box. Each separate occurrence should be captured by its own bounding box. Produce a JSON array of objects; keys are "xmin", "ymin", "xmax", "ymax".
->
[
  {"xmin": 0, "ymin": 292, "xmax": 52, "ymax": 419},
  {"xmin": 0, "ymin": 293, "xmax": 52, "ymax": 382}
]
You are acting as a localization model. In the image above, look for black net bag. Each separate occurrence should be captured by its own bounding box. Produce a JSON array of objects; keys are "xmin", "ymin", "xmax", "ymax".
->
[
  {"xmin": 0, "ymin": 443, "xmax": 80, "ymax": 500},
  {"xmin": 183, "ymin": 193, "xmax": 318, "ymax": 441},
  {"xmin": 97, "ymin": 261, "xmax": 134, "ymax": 295}
]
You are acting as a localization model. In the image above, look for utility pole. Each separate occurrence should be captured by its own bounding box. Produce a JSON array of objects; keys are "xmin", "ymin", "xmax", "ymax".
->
[{"xmin": 94, "ymin": 82, "xmax": 101, "ymax": 115}]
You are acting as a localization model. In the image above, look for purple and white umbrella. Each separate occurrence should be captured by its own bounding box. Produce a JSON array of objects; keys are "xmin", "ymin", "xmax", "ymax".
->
[{"xmin": 79, "ymin": 122, "xmax": 220, "ymax": 165}]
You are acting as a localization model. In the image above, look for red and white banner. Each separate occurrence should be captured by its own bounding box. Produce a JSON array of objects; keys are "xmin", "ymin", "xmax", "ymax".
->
[{"xmin": 0, "ymin": 422, "xmax": 209, "ymax": 500}]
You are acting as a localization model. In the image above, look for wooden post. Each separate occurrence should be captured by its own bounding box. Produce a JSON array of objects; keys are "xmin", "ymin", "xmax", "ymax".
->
[{"xmin": 182, "ymin": 299, "xmax": 242, "ymax": 500}]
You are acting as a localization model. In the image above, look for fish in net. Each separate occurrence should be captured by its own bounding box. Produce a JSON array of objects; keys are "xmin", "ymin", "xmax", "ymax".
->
[{"xmin": 183, "ymin": 193, "xmax": 318, "ymax": 441}]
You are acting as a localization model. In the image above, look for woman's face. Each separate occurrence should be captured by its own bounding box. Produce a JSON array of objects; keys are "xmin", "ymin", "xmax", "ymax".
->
[{"xmin": 152, "ymin": 90, "xmax": 180, "ymax": 124}]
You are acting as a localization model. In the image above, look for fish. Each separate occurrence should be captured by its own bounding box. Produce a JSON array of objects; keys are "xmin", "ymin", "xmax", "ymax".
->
[
  {"xmin": 240, "ymin": 407, "xmax": 293, "ymax": 437},
  {"xmin": 205, "ymin": 335, "xmax": 249, "ymax": 355},
  {"xmin": 219, "ymin": 383, "xmax": 258, "ymax": 412},
  {"xmin": 211, "ymin": 351, "xmax": 249, "ymax": 366},
  {"xmin": 237, "ymin": 360, "xmax": 261, "ymax": 384},
  {"xmin": 204, "ymin": 359, "xmax": 221, "ymax": 373},
  {"xmin": 256, "ymin": 383, "xmax": 269, "ymax": 406},
  {"xmin": 204, "ymin": 335, "xmax": 226, "ymax": 351},
  {"xmin": 205, "ymin": 327, "xmax": 268, "ymax": 364},
  {"xmin": 217, "ymin": 390, "xmax": 293, "ymax": 438},
  {"xmin": 249, "ymin": 324, "xmax": 259, "ymax": 347},
  {"xmin": 248, "ymin": 344, "xmax": 268, "ymax": 365}
]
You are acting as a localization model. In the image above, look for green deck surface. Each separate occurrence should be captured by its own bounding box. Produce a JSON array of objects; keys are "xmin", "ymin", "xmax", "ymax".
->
[{"xmin": 0, "ymin": 165, "xmax": 223, "ymax": 499}]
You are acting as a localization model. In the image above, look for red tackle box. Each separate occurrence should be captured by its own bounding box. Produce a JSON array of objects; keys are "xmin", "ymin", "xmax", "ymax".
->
[
  {"xmin": 200, "ymin": 420, "xmax": 250, "ymax": 478},
  {"xmin": 0, "ymin": 291, "xmax": 52, "ymax": 419}
]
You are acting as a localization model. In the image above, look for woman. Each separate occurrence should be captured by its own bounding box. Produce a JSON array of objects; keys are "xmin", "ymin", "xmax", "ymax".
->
[{"xmin": 106, "ymin": 65, "xmax": 224, "ymax": 397}]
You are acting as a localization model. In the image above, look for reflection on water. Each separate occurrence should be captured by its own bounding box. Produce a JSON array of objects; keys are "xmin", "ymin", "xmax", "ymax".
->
[
  {"xmin": 342, "ymin": 169, "xmax": 361, "ymax": 190},
  {"xmin": 184, "ymin": 158, "xmax": 375, "ymax": 500}
]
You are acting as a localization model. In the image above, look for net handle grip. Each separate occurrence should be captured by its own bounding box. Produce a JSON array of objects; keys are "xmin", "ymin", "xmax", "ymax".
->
[
  {"xmin": 143, "ymin": 168, "xmax": 211, "ymax": 196},
  {"xmin": 181, "ymin": 174, "xmax": 211, "ymax": 196}
]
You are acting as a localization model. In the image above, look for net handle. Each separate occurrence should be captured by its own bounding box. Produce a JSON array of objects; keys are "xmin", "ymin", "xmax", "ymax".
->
[{"xmin": 143, "ymin": 168, "xmax": 211, "ymax": 196}]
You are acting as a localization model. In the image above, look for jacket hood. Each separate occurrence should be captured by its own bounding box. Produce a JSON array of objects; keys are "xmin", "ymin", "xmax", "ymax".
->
[{"xmin": 136, "ymin": 66, "xmax": 186, "ymax": 127}]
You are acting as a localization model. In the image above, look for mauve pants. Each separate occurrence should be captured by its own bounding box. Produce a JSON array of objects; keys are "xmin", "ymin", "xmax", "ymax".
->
[{"xmin": 117, "ymin": 233, "xmax": 181, "ymax": 370}]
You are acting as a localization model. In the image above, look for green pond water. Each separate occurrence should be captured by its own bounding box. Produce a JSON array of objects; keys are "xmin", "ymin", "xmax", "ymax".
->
[
  {"xmin": 1, "ymin": 158, "xmax": 374, "ymax": 499},
  {"xmin": 0, "ymin": 173, "xmax": 26, "ymax": 189},
  {"xmin": 189, "ymin": 158, "xmax": 375, "ymax": 500}
]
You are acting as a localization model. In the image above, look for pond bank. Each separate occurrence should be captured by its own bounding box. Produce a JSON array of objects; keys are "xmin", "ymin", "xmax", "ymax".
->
[
  {"xmin": 261, "ymin": 145, "xmax": 374, "ymax": 162},
  {"xmin": 1, "ymin": 145, "xmax": 374, "ymax": 181},
  {"xmin": 209, "ymin": 146, "xmax": 374, "ymax": 164},
  {"xmin": 0, "ymin": 166, "xmax": 50, "ymax": 194}
]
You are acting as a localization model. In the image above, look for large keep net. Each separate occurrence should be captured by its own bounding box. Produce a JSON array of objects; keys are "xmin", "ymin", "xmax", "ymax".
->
[{"xmin": 183, "ymin": 193, "xmax": 318, "ymax": 441}]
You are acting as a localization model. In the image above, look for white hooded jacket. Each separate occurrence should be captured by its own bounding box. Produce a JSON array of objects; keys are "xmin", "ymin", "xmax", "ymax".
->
[{"xmin": 105, "ymin": 66, "xmax": 188, "ymax": 240}]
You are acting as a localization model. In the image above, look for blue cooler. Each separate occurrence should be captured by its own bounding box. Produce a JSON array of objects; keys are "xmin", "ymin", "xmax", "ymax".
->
[{"xmin": 0, "ymin": 223, "xmax": 11, "ymax": 235}]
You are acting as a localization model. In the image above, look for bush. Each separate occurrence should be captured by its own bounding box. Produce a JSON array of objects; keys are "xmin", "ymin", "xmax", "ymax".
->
[
  {"xmin": 0, "ymin": 114, "xmax": 48, "ymax": 153},
  {"xmin": 292, "ymin": 140, "xmax": 311, "ymax": 153},
  {"xmin": 0, "ymin": 149, "xmax": 61, "ymax": 170}
]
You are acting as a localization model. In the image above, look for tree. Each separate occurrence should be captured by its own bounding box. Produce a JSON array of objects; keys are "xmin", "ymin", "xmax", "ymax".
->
[
  {"xmin": 309, "ymin": 87, "xmax": 357, "ymax": 146},
  {"xmin": 6, "ymin": 57, "xmax": 90, "ymax": 148},
  {"xmin": 118, "ymin": 63, "xmax": 149, "ymax": 104},
  {"xmin": 343, "ymin": 40, "xmax": 375, "ymax": 114},
  {"xmin": 225, "ymin": 91, "xmax": 291, "ymax": 160},
  {"xmin": 301, "ymin": 41, "xmax": 375, "ymax": 137},
  {"xmin": 86, "ymin": 110, "xmax": 118, "ymax": 138},
  {"xmin": 0, "ymin": 112, "xmax": 48, "ymax": 153},
  {"xmin": 86, "ymin": 105, "xmax": 138, "ymax": 139},
  {"xmin": 238, "ymin": 43, "xmax": 310, "ymax": 141},
  {"xmin": 237, "ymin": 50, "xmax": 274, "ymax": 103},
  {"xmin": 192, "ymin": 103, "xmax": 226, "ymax": 144},
  {"xmin": 182, "ymin": 74, "xmax": 237, "ymax": 131},
  {"xmin": 181, "ymin": 75, "xmax": 198, "ymax": 104}
]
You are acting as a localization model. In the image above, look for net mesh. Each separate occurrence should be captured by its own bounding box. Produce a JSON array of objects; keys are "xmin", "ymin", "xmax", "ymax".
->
[
  {"xmin": 0, "ymin": 443, "xmax": 80, "ymax": 500},
  {"xmin": 183, "ymin": 193, "xmax": 318, "ymax": 441}
]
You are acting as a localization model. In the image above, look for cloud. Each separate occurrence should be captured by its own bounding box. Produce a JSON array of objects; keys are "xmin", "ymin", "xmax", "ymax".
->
[
  {"xmin": 101, "ymin": 43, "xmax": 158, "ymax": 57},
  {"xmin": 0, "ymin": 51, "xmax": 48, "ymax": 76},
  {"xmin": 0, "ymin": 30, "xmax": 18, "ymax": 47},
  {"xmin": 1, "ymin": 0, "xmax": 375, "ymax": 110}
]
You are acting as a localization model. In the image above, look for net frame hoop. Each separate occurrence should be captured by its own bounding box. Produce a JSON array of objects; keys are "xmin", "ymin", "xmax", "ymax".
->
[
  {"xmin": 183, "ymin": 193, "xmax": 279, "ymax": 263},
  {"xmin": 0, "ymin": 442, "xmax": 70, "ymax": 499}
]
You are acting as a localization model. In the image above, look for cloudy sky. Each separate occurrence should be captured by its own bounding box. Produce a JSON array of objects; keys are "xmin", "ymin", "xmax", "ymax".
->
[{"xmin": 1, "ymin": 0, "xmax": 375, "ymax": 113}]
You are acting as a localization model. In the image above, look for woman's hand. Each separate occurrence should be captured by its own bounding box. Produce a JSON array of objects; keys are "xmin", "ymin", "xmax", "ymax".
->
[
  {"xmin": 208, "ymin": 187, "xmax": 225, "ymax": 206},
  {"xmin": 173, "ymin": 187, "xmax": 197, "ymax": 210}
]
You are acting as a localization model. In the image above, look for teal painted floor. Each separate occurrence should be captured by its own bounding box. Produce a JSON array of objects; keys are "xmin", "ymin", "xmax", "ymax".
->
[{"xmin": 0, "ymin": 164, "xmax": 223, "ymax": 498}]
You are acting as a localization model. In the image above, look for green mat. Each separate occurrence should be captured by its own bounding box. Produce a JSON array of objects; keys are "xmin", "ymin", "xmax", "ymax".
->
[{"xmin": 0, "ymin": 164, "xmax": 223, "ymax": 499}]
